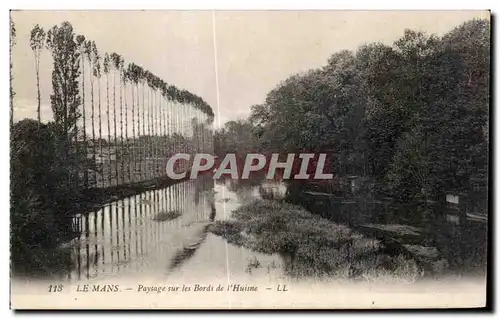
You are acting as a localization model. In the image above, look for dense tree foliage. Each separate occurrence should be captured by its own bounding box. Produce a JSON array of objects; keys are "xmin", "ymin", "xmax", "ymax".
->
[
  {"xmin": 46, "ymin": 22, "xmax": 82, "ymax": 138},
  {"xmin": 220, "ymin": 19, "xmax": 490, "ymax": 206},
  {"xmin": 10, "ymin": 120, "xmax": 85, "ymax": 261},
  {"xmin": 214, "ymin": 120, "xmax": 261, "ymax": 156}
]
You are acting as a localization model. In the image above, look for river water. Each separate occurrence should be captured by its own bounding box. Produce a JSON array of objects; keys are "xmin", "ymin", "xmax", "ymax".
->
[
  {"xmin": 11, "ymin": 178, "xmax": 487, "ymax": 309},
  {"xmin": 13, "ymin": 177, "xmax": 288, "ymax": 285}
]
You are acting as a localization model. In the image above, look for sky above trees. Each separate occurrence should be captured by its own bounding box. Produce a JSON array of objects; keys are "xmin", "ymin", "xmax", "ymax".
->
[{"xmin": 11, "ymin": 10, "xmax": 488, "ymax": 127}]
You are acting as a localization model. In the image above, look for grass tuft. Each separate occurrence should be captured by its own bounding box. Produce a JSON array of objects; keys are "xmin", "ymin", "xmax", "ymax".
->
[{"xmin": 209, "ymin": 199, "xmax": 433, "ymax": 282}]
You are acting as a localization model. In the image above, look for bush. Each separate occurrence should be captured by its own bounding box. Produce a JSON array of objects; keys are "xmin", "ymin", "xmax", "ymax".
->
[{"xmin": 10, "ymin": 119, "xmax": 84, "ymax": 266}]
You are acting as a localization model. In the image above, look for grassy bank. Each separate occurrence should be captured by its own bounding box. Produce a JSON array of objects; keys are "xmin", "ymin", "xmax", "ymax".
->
[{"xmin": 209, "ymin": 199, "xmax": 448, "ymax": 283}]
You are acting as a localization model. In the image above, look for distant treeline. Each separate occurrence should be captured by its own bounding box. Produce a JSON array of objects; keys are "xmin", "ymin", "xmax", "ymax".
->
[{"xmin": 215, "ymin": 19, "xmax": 489, "ymax": 204}]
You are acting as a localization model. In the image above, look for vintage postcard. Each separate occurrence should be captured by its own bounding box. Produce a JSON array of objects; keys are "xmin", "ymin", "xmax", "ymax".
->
[{"xmin": 9, "ymin": 10, "xmax": 490, "ymax": 309}]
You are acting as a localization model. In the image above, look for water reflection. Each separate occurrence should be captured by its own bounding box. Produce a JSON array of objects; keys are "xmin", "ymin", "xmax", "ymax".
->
[
  {"xmin": 168, "ymin": 223, "xmax": 212, "ymax": 272},
  {"xmin": 66, "ymin": 175, "xmax": 215, "ymax": 281},
  {"xmin": 33, "ymin": 175, "xmax": 286, "ymax": 282},
  {"xmin": 12, "ymin": 177, "xmax": 289, "ymax": 283}
]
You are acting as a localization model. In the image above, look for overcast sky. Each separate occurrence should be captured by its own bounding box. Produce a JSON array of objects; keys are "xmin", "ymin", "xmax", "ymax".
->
[{"xmin": 11, "ymin": 10, "xmax": 489, "ymax": 128}]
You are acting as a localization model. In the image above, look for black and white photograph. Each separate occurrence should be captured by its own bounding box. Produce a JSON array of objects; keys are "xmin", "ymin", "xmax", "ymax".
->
[{"xmin": 9, "ymin": 10, "xmax": 490, "ymax": 309}]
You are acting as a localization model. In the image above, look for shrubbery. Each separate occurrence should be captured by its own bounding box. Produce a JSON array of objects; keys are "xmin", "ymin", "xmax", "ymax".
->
[{"xmin": 10, "ymin": 119, "xmax": 84, "ymax": 265}]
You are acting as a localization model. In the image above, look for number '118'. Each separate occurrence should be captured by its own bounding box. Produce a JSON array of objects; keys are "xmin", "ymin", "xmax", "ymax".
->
[{"xmin": 48, "ymin": 284, "xmax": 63, "ymax": 292}]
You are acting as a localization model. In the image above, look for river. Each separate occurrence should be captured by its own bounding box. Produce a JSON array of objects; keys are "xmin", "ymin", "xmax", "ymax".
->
[
  {"xmin": 11, "ymin": 178, "xmax": 487, "ymax": 309},
  {"xmin": 12, "ymin": 177, "xmax": 288, "ymax": 285}
]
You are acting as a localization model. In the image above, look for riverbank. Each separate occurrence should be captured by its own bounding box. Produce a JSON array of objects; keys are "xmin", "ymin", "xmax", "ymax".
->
[{"xmin": 209, "ymin": 199, "xmax": 450, "ymax": 283}]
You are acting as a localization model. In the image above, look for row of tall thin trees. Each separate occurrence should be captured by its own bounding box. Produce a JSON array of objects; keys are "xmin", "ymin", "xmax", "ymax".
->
[{"xmin": 27, "ymin": 21, "xmax": 214, "ymax": 189}]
